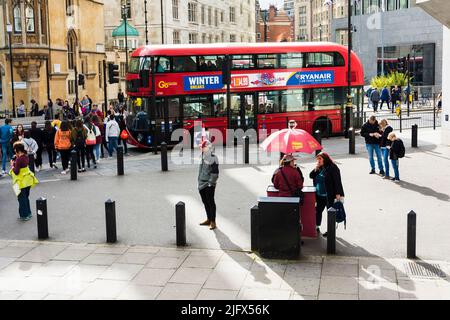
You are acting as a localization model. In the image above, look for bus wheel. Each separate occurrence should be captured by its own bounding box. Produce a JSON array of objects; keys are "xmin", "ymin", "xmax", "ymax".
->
[{"xmin": 313, "ymin": 118, "xmax": 332, "ymax": 138}]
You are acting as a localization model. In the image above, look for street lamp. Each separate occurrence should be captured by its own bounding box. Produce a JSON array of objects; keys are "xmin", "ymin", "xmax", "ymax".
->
[
  {"xmin": 345, "ymin": 0, "xmax": 353, "ymax": 137},
  {"xmin": 160, "ymin": 0, "xmax": 164, "ymax": 44},
  {"xmin": 144, "ymin": 0, "xmax": 149, "ymax": 45},
  {"xmin": 6, "ymin": 24, "xmax": 16, "ymax": 118},
  {"xmin": 121, "ymin": 4, "xmax": 129, "ymax": 73}
]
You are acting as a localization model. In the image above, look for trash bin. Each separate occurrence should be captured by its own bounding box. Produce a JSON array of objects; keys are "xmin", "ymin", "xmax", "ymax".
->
[{"xmin": 257, "ymin": 196, "xmax": 301, "ymax": 259}]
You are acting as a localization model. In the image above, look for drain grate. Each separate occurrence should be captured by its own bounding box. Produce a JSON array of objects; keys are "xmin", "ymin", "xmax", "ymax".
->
[{"xmin": 404, "ymin": 262, "xmax": 447, "ymax": 279}]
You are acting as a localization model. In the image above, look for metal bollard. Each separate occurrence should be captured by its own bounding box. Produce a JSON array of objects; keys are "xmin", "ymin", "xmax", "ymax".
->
[
  {"xmin": 105, "ymin": 199, "xmax": 117, "ymax": 243},
  {"xmin": 70, "ymin": 150, "xmax": 77, "ymax": 180},
  {"xmin": 327, "ymin": 207, "xmax": 336, "ymax": 254},
  {"xmin": 161, "ymin": 142, "xmax": 168, "ymax": 172},
  {"xmin": 313, "ymin": 130, "xmax": 322, "ymax": 156},
  {"xmin": 244, "ymin": 136, "xmax": 250, "ymax": 164},
  {"xmin": 28, "ymin": 154, "xmax": 35, "ymax": 173},
  {"xmin": 176, "ymin": 202, "xmax": 186, "ymax": 246},
  {"xmin": 407, "ymin": 210, "xmax": 416, "ymax": 259},
  {"xmin": 117, "ymin": 145, "xmax": 124, "ymax": 176},
  {"xmin": 251, "ymin": 205, "xmax": 259, "ymax": 251},
  {"xmin": 36, "ymin": 197, "xmax": 49, "ymax": 240},
  {"xmin": 411, "ymin": 124, "xmax": 418, "ymax": 148},
  {"xmin": 349, "ymin": 127, "xmax": 355, "ymax": 155}
]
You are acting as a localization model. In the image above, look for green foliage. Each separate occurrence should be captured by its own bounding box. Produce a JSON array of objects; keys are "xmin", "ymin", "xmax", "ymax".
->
[{"xmin": 370, "ymin": 72, "xmax": 413, "ymax": 89}]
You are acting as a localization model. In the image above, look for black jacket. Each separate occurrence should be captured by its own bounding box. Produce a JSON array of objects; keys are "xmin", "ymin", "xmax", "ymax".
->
[
  {"xmin": 380, "ymin": 125, "xmax": 393, "ymax": 148},
  {"xmin": 390, "ymin": 139, "xmax": 403, "ymax": 160},
  {"xmin": 310, "ymin": 163, "xmax": 344, "ymax": 205},
  {"xmin": 42, "ymin": 127, "xmax": 57, "ymax": 147},
  {"xmin": 361, "ymin": 121, "xmax": 382, "ymax": 145},
  {"xmin": 30, "ymin": 127, "xmax": 43, "ymax": 147}
]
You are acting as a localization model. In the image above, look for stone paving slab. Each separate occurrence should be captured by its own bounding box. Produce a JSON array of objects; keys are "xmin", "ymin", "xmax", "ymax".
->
[{"xmin": 0, "ymin": 241, "xmax": 449, "ymax": 300}]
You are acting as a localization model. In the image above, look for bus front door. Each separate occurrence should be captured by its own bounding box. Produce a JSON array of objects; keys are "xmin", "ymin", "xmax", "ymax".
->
[{"xmin": 229, "ymin": 93, "xmax": 256, "ymax": 131}]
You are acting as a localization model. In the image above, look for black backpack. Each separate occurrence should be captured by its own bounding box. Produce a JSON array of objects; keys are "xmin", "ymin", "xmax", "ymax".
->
[
  {"xmin": 74, "ymin": 129, "xmax": 85, "ymax": 148},
  {"xmin": 397, "ymin": 139, "xmax": 405, "ymax": 158}
]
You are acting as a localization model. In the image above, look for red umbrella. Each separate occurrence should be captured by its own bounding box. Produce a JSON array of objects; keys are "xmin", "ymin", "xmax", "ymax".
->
[{"xmin": 260, "ymin": 128, "xmax": 323, "ymax": 154}]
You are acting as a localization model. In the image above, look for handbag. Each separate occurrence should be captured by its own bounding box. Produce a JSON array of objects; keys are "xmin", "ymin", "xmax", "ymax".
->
[
  {"xmin": 120, "ymin": 130, "xmax": 129, "ymax": 140},
  {"xmin": 280, "ymin": 167, "xmax": 304, "ymax": 205}
]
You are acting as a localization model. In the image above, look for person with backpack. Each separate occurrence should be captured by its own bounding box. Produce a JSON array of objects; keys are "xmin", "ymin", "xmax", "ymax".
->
[
  {"xmin": 84, "ymin": 117, "xmax": 97, "ymax": 169},
  {"xmin": 379, "ymin": 119, "xmax": 393, "ymax": 179},
  {"xmin": 42, "ymin": 121, "xmax": 58, "ymax": 169},
  {"xmin": 309, "ymin": 152, "xmax": 345, "ymax": 237},
  {"xmin": 71, "ymin": 120, "xmax": 87, "ymax": 173},
  {"xmin": 272, "ymin": 154, "xmax": 304, "ymax": 198},
  {"xmin": 117, "ymin": 106, "xmax": 129, "ymax": 155},
  {"xmin": 9, "ymin": 143, "xmax": 39, "ymax": 221},
  {"xmin": 388, "ymin": 132, "xmax": 405, "ymax": 182},
  {"xmin": 198, "ymin": 140, "xmax": 219, "ymax": 230},
  {"xmin": 361, "ymin": 116, "xmax": 385, "ymax": 175},
  {"xmin": 54, "ymin": 121, "xmax": 73, "ymax": 174},
  {"xmin": 380, "ymin": 86, "xmax": 391, "ymax": 110},
  {"xmin": 29, "ymin": 121, "xmax": 44, "ymax": 172},
  {"xmin": 370, "ymin": 88, "xmax": 381, "ymax": 112},
  {"xmin": 92, "ymin": 115, "xmax": 103, "ymax": 161},
  {"xmin": 22, "ymin": 131, "xmax": 39, "ymax": 172}
]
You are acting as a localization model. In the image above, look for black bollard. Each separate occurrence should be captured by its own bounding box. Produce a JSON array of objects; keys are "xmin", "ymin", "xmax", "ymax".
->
[
  {"xmin": 411, "ymin": 124, "xmax": 418, "ymax": 148},
  {"xmin": 251, "ymin": 205, "xmax": 259, "ymax": 251},
  {"xmin": 349, "ymin": 127, "xmax": 355, "ymax": 155},
  {"xmin": 314, "ymin": 130, "xmax": 322, "ymax": 156},
  {"xmin": 407, "ymin": 210, "xmax": 416, "ymax": 259},
  {"xmin": 327, "ymin": 207, "xmax": 336, "ymax": 254},
  {"xmin": 28, "ymin": 154, "xmax": 35, "ymax": 173},
  {"xmin": 36, "ymin": 197, "xmax": 49, "ymax": 240},
  {"xmin": 161, "ymin": 142, "xmax": 168, "ymax": 172},
  {"xmin": 117, "ymin": 145, "xmax": 124, "ymax": 176},
  {"xmin": 175, "ymin": 202, "xmax": 186, "ymax": 246},
  {"xmin": 244, "ymin": 136, "xmax": 250, "ymax": 164},
  {"xmin": 70, "ymin": 150, "xmax": 77, "ymax": 180},
  {"xmin": 105, "ymin": 199, "xmax": 117, "ymax": 243}
]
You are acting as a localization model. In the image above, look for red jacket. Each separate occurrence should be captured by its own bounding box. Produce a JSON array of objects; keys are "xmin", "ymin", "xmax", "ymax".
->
[{"xmin": 273, "ymin": 166, "xmax": 304, "ymax": 197}]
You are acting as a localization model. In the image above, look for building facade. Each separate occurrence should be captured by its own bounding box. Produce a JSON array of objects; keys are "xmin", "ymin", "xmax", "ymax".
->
[
  {"xmin": 256, "ymin": 5, "xmax": 295, "ymax": 42},
  {"xmin": 0, "ymin": 0, "xmax": 106, "ymax": 115},
  {"xmin": 103, "ymin": 0, "xmax": 257, "ymax": 103},
  {"xmin": 331, "ymin": 0, "xmax": 443, "ymax": 89},
  {"xmin": 294, "ymin": 0, "xmax": 312, "ymax": 41}
]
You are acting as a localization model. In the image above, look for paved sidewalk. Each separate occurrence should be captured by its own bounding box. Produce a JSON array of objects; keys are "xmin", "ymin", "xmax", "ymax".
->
[{"xmin": 0, "ymin": 240, "xmax": 449, "ymax": 300}]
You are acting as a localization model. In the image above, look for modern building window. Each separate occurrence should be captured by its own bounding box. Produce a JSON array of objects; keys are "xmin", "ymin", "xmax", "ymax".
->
[
  {"xmin": 229, "ymin": 7, "xmax": 235, "ymax": 23},
  {"xmin": 387, "ymin": 0, "xmax": 396, "ymax": 11},
  {"xmin": 13, "ymin": 5, "xmax": 22, "ymax": 33},
  {"xmin": 399, "ymin": 0, "xmax": 409, "ymax": 9},
  {"xmin": 189, "ymin": 33, "xmax": 198, "ymax": 44},
  {"xmin": 173, "ymin": 30, "xmax": 180, "ymax": 44},
  {"xmin": 25, "ymin": 4, "xmax": 35, "ymax": 33},
  {"xmin": 67, "ymin": 31, "xmax": 77, "ymax": 70},
  {"xmin": 172, "ymin": 0, "xmax": 179, "ymax": 20},
  {"xmin": 188, "ymin": 3, "xmax": 197, "ymax": 22}
]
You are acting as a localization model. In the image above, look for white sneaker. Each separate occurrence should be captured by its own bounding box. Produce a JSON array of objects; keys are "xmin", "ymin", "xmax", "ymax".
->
[
  {"xmin": 1, "ymin": 170, "xmax": 6, "ymax": 175},
  {"xmin": 36, "ymin": 167, "xmax": 40, "ymax": 173},
  {"xmin": 61, "ymin": 170, "xmax": 67, "ymax": 175}
]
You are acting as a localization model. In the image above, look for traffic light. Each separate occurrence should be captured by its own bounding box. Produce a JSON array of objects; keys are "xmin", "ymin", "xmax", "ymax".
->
[
  {"xmin": 78, "ymin": 74, "xmax": 85, "ymax": 86},
  {"xmin": 397, "ymin": 57, "xmax": 407, "ymax": 74},
  {"xmin": 221, "ymin": 56, "xmax": 232, "ymax": 86},
  {"xmin": 108, "ymin": 63, "xmax": 120, "ymax": 84}
]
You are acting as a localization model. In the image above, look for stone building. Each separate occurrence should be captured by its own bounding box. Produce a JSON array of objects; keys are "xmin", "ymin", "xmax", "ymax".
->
[
  {"xmin": 0, "ymin": 0, "xmax": 106, "ymax": 115},
  {"xmin": 256, "ymin": 5, "xmax": 294, "ymax": 42}
]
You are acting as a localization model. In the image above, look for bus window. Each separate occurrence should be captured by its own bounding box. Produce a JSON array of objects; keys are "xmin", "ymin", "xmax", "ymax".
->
[
  {"xmin": 279, "ymin": 53, "xmax": 303, "ymax": 69},
  {"xmin": 281, "ymin": 90, "xmax": 306, "ymax": 112},
  {"xmin": 129, "ymin": 57, "xmax": 141, "ymax": 74},
  {"xmin": 213, "ymin": 94, "xmax": 227, "ymax": 117},
  {"xmin": 257, "ymin": 54, "xmax": 278, "ymax": 69},
  {"xmin": 183, "ymin": 96, "xmax": 213, "ymax": 119},
  {"xmin": 231, "ymin": 55, "xmax": 254, "ymax": 69},
  {"xmin": 305, "ymin": 52, "xmax": 334, "ymax": 67},
  {"xmin": 142, "ymin": 57, "xmax": 152, "ymax": 71},
  {"xmin": 173, "ymin": 56, "xmax": 197, "ymax": 72},
  {"xmin": 198, "ymin": 56, "xmax": 222, "ymax": 71},
  {"xmin": 334, "ymin": 52, "xmax": 345, "ymax": 66},
  {"xmin": 156, "ymin": 57, "xmax": 171, "ymax": 73}
]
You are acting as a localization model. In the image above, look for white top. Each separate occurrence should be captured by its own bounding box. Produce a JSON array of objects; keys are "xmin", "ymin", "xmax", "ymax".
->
[{"xmin": 105, "ymin": 120, "xmax": 120, "ymax": 140}]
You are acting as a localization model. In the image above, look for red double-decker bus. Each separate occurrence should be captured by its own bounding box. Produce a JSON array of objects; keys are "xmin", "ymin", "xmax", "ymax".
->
[{"xmin": 125, "ymin": 42, "xmax": 364, "ymax": 148}]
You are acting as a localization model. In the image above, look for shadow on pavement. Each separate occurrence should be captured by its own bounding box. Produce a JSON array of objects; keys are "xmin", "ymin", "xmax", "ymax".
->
[{"xmin": 397, "ymin": 180, "xmax": 450, "ymax": 202}]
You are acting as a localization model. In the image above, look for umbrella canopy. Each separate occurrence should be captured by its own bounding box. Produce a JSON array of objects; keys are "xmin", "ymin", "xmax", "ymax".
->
[{"xmin": 261, "ymin": 128, "xmax": 323, "ymax": 154}]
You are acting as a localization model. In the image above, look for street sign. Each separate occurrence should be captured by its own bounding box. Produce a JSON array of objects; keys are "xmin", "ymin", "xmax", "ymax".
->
[{"xmin": 13, "ymin": 82, "xmax": 26, "ymax": 89}]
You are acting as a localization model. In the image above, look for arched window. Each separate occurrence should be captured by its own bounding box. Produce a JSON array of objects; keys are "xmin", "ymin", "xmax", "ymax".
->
[
  {"xmin": 25, "ymin": 3, "xmax": 35, "ymax": 33},
  {"xmin": 67, "ymin": 31, "xmax": 77, "ymax": 70},
  {"xmin": 13, "ymin": 5, "xmax": 22, "ymax": 33}
]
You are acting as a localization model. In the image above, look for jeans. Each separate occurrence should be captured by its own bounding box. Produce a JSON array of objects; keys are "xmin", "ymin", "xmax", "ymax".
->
[
  {"xmin": 372, "ymin": 101, "xmax": 379, "ymax": 112},
  {"xmin": 381, "ymin": 147, "xmax": 390, "ymax": 177},
  {"xmin": 391, "ymin": 159, "xmax": 400, "ymax": 180},
  {"xmin": 18, "ymin": 187, "xmax": 31, "ymax": 218},
  {"xmin": 380, "ymin": 100, "xmax": 390, "ymax": 110},
  {"xmin": 108, "ymin": 137, "xmax": 118, "ymax": 157},
  {"xmin": 94, "ymin": 144, "xmax": 100, "ymax": 160},
  {"xmin": 366, "ymin": 144, "xmax": 384, "ymax": 172},
  {"xmin": 199, "ymin": 186, "xmax": 216, "ymax": 222},
  {"xmin": 1, "ymin": 143, "xmax": 12, "ymax": 171}
]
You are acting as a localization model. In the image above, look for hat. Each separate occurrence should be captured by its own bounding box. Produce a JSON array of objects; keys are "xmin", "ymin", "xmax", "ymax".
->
[{"xmin": 282, "ymin": 154, "xmax": 297, "ymax": 163}]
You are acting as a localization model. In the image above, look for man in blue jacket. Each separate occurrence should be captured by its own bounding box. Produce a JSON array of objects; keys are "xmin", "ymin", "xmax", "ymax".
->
[
  {"xmin": 0, "ymin": 119, "xmax": 14, "ymax": 175},
  {"xmin": 380, "ymin": 86, "xmax": 390, "ymax": 110}
]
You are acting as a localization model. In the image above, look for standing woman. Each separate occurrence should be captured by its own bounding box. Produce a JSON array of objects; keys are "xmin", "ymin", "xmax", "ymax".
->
[
  {"xmin": 9, "ymin": 143, "xmax": 39, "ymax": 221},
  {"xmin": 30, "ymin": 121, "xmax": 44, "ymax": 172},
  {"xmin": 54, "ymin": 121, "xmax": 73, "ymax": 174},
  {"xmin": 42, "ymin": 121, "xmax": 58, "ymax": 169},
  {"xmin": 12, "ymin": 124, "xmax": 25, "ymax": 144},
  {"xmin": 92, "ymin": 115, "xmax": 103, "ymax": 161},
  {"xmin": 379, "ymin": 119, "xmax": 393, "ymax": 179},
  {"xmin": 118, "ymin": 105, "xmax": 128, "ymax": 155},
  {"xmin": 71, "ymin": 120, "xmax": 87, "ymax": 172},
  {"xmin": 84, "ymin": 117, "xmax": 97, "ymax": 169},
  {"xmin": 310, "ymin": 152, "xmax": 345, "ymax": 236}
]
